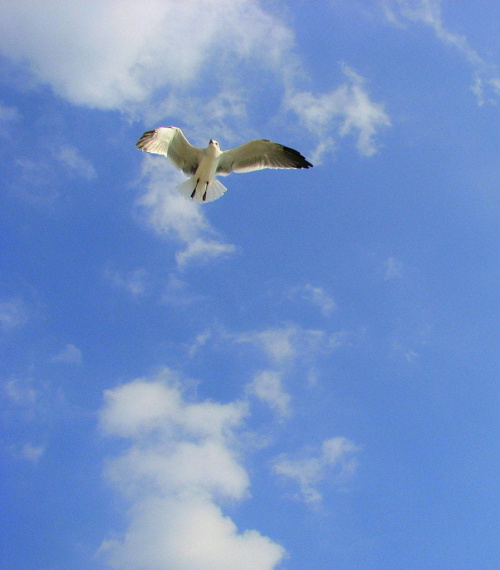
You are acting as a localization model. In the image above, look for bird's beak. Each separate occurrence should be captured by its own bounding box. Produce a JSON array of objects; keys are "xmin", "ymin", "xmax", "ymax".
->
[{"xmin": 209, "ymin": 139, "xmax": 214, "ymax": 145}]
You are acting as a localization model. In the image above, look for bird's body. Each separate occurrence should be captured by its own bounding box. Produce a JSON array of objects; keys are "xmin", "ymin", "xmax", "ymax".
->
[{"xmin": 136, "ymin": 126, "xmax": 312, "ymax": 203}]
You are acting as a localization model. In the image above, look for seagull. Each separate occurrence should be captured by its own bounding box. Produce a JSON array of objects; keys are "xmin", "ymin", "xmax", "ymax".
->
[{"xmin": 136, "ymin": 126, "xmax": 313, "ymax": 203}]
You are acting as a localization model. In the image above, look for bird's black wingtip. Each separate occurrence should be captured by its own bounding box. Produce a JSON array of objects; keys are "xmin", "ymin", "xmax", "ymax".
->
[{"xmin": 282, "ymin": 145, "xmax": 313, "ymax": 169}]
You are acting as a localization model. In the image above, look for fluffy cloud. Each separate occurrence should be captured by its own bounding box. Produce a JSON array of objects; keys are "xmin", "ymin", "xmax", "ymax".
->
[
  {"xmin": 247, "ymin": 370, "xmax": 291, "ymax": 419},
  {"xmin": 0, "ymin": 0, "xmax": 294, "ymax": 113},
  {"xmin": 0, "ymin": 1, "xmax": 390, "ymax": 155},
  {"xmin": 135, "ymin": 158, "xmax": 235, "ymax": 267},
  {"xmin": 99, "ymin": 369, "xmax": 285, "ymax": 570},
  {"xmin": 273, "ymin": 437, "xmax": 360, "ymax": 504},
  {"xmin": 101, "ymin": 496, "xmax": 285, "ymax": 570},
  {"xmin": 286, "ymin": 65, "xmax": 391, "ymax": 158}
]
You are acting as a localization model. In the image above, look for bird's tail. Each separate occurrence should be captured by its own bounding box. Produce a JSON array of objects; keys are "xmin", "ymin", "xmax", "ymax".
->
[{"xmin": 176, "ymin": 177, "xmax": 227, "ymax": 203}]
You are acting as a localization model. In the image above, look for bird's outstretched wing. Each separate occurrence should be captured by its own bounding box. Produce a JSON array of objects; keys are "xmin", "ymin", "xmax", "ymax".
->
[
  {"xmin": 216, "ymin": 139, "xmax": 312, "ymax": 175},
  {"xmin": 136, "ymin": 127, "xmax": 203, "ymax": 175}
]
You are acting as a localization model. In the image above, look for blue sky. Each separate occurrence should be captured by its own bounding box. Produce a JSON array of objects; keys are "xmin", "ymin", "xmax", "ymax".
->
[{"xmin": 1, "ymin": 1, "xmax": 500, "ymax": 568}]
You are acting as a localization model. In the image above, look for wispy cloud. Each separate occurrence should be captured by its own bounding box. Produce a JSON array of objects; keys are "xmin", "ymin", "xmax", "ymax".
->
[
  {"xmin": 161, "ymin": 273, "xmax": 206, "ymax": 307},
  {"xmin": 383, "ymin": 0, "xmax": 500, "ymax": 104},
  {"xmin": 231, "ymin": 323, "xmax": 349, "ymax": 417},
  {"xmin": 246, "ymin": 370, "xmax": 291, "ymax": 420},
  {"xmin": 99, "ymin": 368, "xmax": 285, "ymax": 570},
  {"xmin": 135, "ymin": 158, "xmax": 235, "ymax": 268},
  {"xmin": 104, "ymin": 267, "xmax": 149, "ymax": 297},
  {"xmin": 0, "ymin": 101, "xmax": 20, "ymax": 133},
  {"xmin": 0, "ymin": 298, "xmax": 28, "ymax": 332},
  {"xmin": 21, "ymin": 442, "xmax": 46, "ymax": 462},
  {"xmin": 273, "ymin": 437, "xmax": 360, "ymax": 504},
  {"xmin": 286, "ymin": 64, "xmax": 391, "ymax": 158},
  {"xmin": 235, "ymin": 324, "xmax": 339, "ymax": 367},
  {"xmin": 384, "ymin": 0, "xmax": 481, "ymax": 64},
  {"xmin": 383, "ymin": 256, "xmax": 405, "ymax": 280},
  {"xmin": 4, "ymin": 377, "xmax": 37, "ymax": 408},
  {"xmin": 56, "ymin": 145, "xmax": 97, "ymax": 180},
  {"xmin": 51, "ymin": 343, "xmax": 83, "ymax": 365},
  {"xmin": 10, "ymin": 145, "xmax": 96, "ymax": 204},
  {"xmin": 187, "ymin": 330, "xmax": 212, "ymax": 358},
  {"xmin": 289, "ymin": 284, "xmax": 336, "ymax": 317},
  {"xmin": 176, "ymin": 237, "xmax": 236, "ymax": 269}
]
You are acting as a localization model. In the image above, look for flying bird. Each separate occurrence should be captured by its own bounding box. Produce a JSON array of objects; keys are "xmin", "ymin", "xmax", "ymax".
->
[{"xmin": 136, "ymin": 126, "xmax": 312, "ymax": 203}]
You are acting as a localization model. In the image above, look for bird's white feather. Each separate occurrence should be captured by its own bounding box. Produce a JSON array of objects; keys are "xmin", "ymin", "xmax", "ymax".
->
[{"xmin": 177, "ymin": 177, "xmax": 227, "ymax": 203}]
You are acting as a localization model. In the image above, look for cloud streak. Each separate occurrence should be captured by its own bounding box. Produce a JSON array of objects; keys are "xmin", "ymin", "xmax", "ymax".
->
[
  {"xmin": 384, "ymin": 0, "xmax": 500, "ymax": 104},
  {"xmin": 135, "ymin": 158, "xmax": 235, "ymax": 268}
]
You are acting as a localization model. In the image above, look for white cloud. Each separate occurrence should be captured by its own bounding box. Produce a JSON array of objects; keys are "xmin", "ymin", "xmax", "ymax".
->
[
  {"xmin": 247, "ymin": 370, "xmax": 291, "ymax": 419},
  {"xmin": 51, "ymin": 343, "xmax": 83, "ymax": 365},
  {"xmin": 135, "ymin": 158, "xmax": 235, "ymax": 268},
  {"xmin": 101, "ymin": 496, "xmax": 284, "ymax": 570},
  {"xmin": 273, "ymin": 437, "xmax": 360, "ymax": 504},
  {"xmin": 286, "ymin": 65, "xmax": 391, "ymax": 156},
  {"xmin": 56, "ymin": 145, "xmax": 97, "ymax": 180},
  {"xmin": 0, "ymin": 0, "xmax": 389, "ymax": 160},
  {"xmin": 11, "ymin": 149, "xmax": 94, "ymax": 203},
  {"xmin": 239, "ymin": 326, "xmax": 299, "ymax": 365},
  {"xmin": 105, "ymin": 267, "xmax": 149, "ymax": 297},
  {"xmin": 4, "ymin": 378, "xmax": 37, "ymax": 407},
  {"xmin": 176, "ymin": 238, "xmax": 236, "ymax": 269},
  {"xmin": 383, "ymin": 0, "xmax": 500, "ymax": 104},
  {"xmin": 0, "ymin": 101, "xmax": 20, "ymax": 134},
  {"xmin": 290, "ymin": 284, "xmax": 336, "ymax": 317},
  {"xmin": 233, "ymin": 323, "xmax": 349, "ymax": 418},
  {"xmin": 235, "ymin": 324, "xmax": 336, "ymax": 367},
  {"xmin": 383, "ymin": 256, "xmax": 405, "ymax": 280},
  {"xmin": 187, "ymin": 330, "xmax": 212, "ymax": 357},
  {"xmin": 21, "ymin": 442, "xmax": 46, "ymax": 462},
  {"xmin": 0, "ymin": 298, "xmax": 28, "ymax": 332},
  {"xmin": 99, "ymin": 368, "xmax": 285, "ymax": 570},
  {"xmin": 384, "ymin": 0, "xmax": 481, "ymax": 63},
  {"xmin": 161, "ymin": 273, "xmax": 206, "ymax": 307},
  {"xmin": 146, "ymin": 89, "xmax": 252, "ymax": 147},
  {"xmin": 0, "ymin": 0, "xmax": 295, "ymax": 114}
]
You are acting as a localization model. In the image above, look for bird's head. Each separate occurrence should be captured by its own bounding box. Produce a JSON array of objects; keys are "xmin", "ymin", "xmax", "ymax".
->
[{"xmin": 209, "ymin": 139, "xmax": 219, "ymax": 148}]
